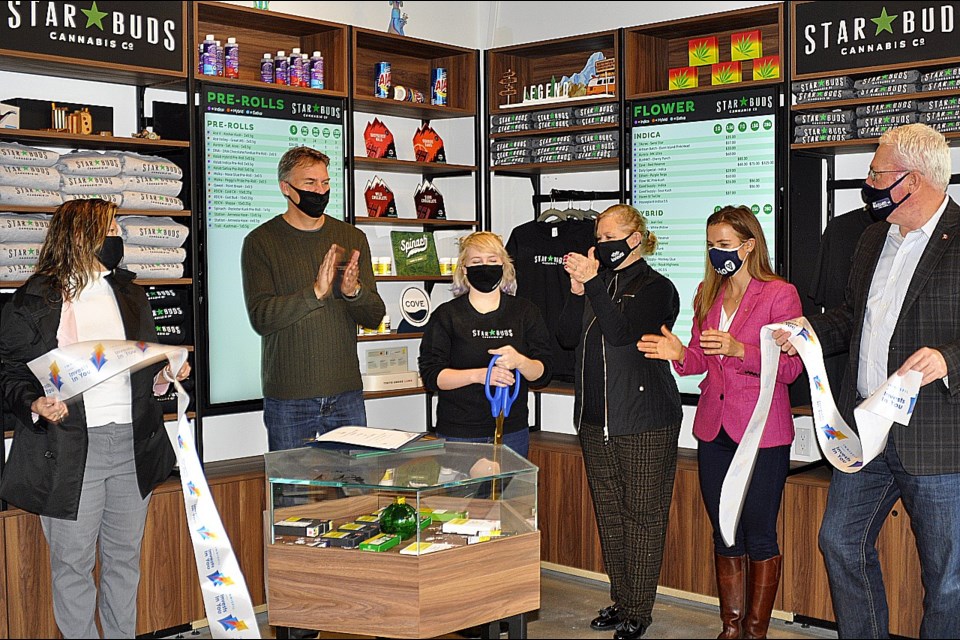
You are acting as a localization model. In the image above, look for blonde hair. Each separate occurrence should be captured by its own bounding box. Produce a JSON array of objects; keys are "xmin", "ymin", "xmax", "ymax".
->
[
  {"xmin": 451, "ymin": 231, "xmax": 517, "ymax": 296},
  {"xmin": 878, "ymin": 123, "xmax": 951, "ymax": 191},
  {"xmin": 33, "ymin": 198, "xmax": 118, "ymax": 301},
  {"xmin": 693, "ymin": 206, "xmax": 780, "ymax": 327},
  {"xmin": 596, "ymin": 204, "xmax": 658, "ymax": 256}
]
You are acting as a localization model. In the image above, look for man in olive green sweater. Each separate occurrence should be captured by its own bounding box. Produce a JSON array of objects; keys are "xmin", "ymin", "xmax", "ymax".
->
[{"xmin": 241, "ymin": 146, "xmax": 385, "ymax": 451}]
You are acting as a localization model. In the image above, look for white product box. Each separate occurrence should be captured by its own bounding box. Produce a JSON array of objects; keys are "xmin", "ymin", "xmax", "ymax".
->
[
  {"xmin": 0, "ymin": 103, "xmax": 19, "ymax": 129},
  {"xmin": 361, "ymin": 370, "xmax": 421, "ymax": 392}
]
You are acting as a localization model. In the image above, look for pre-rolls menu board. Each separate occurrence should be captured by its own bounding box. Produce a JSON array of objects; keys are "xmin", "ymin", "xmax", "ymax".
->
[
  {"xmin": 630, "ymin": 86, "xmax": 778, "ymax": 396},
  {"xmin": 202, "ymin": 84, "xmax": 346, "ymax": 406}
]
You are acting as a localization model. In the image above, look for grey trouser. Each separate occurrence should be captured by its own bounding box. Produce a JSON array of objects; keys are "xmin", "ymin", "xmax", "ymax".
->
[{"xmin": 40, "ymin": 422, "xmax": 151, "ymax": 639}]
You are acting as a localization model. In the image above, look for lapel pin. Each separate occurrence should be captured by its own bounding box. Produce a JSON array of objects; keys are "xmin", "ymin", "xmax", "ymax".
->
[{"xmin": 943, "ymin": 233, "xmax": 949, "ymax": 240}]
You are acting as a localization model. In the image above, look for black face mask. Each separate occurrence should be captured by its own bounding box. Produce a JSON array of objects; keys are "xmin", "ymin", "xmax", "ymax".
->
[
  {"xmin": 96, "ymin": 236, "xmax": 123, "ymax": 271},
  {"xmin": 465, "ymin": 264, "xmax": 503, "ymax": 293},
  {"xmin": 594, "ymin": 236, "xmax": 636, "ymax": 270},
  {"xmin": 861, "ymin": 173, "xmax": 911, "ymax": 222},
  {"xmin": 285, "ymin": 183, "xmax": 330, "ymax": 218}
]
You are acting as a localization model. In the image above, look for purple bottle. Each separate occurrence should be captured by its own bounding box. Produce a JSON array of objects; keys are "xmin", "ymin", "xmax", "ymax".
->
[
  {"xmin": 309, "ymin": 51, "xmax": 325, "ymax": 90},
  {"xmin": 260, "ymin": 53, "xmax": 274, "ymax": 83},
  {"xmin": 274, "ymin": 50, "xmax": 288, "ymax": 85}
]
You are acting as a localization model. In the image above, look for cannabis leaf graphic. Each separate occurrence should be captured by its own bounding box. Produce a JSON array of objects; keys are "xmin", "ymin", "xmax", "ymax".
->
[
  {"xmin": 733, "ymin": 35, "xmax": 758, "ymax": 59},
  {"xmin": 715, "ymin": 67, "xmax": 736, "ymax": 84},
  {"xmin": 672, "ymin": 70, "xmax": 693, "ymax": 89},
  {"xmin": 753, "ymin": 60, "xmax": 778, "ymax": 80},
  {"xmin": 691, "ymin": 41, "xmax": 713, "ymax": 64}
]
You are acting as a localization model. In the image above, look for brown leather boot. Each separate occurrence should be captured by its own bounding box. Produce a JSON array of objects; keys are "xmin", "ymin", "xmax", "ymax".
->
[
  {"xmin": 715, "ymin": 553, "xmax": 746, "ymax": 639},
  {"xmin": 743, "ymin": 554, "xmax": 782, "ymax": 639}
]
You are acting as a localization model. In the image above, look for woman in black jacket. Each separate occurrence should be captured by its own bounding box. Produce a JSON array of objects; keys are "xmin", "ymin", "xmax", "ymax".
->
[
  {"xmin": 0, "ymin": 199, "xmax": 189, "ymax": 638},
  {"xmin": 558, "ymin": 204, "xmax": 682, "ymax": 640}
]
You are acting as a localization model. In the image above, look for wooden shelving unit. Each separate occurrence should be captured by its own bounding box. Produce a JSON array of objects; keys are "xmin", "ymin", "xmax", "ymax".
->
[
  {"xmin": 357, "ymin": 332, "xmax": 424, "ymax": 342},
  {"xmin": 194, "ymin": 0, "xmax": 348, "ymax": 97},
  {"xmin": 623, "ymin": 4, "xmax": 784, "ymax": 99},
  {"xmin": 351, "ymin": 28, "xmax": 477, "ymax": 116},
  {"xmin": 353, "ymin": 157, "xmax": 476, "ymax": 176},
  {"xmin": 353, "ymin": 217, "xmax": 477, "ymax": 228},
  {"xmin": 0, "ymin": 129, "xmax": 189, "ymax": 151}
]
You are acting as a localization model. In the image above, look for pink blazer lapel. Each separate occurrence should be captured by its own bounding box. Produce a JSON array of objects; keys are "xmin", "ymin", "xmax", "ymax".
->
[{"xmin": 726, "ymin": 278, "xmax": 762, "ymax": 339}]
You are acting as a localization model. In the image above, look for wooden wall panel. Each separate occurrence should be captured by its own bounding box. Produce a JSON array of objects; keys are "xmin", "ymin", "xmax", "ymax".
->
[
  {"xmin": 137, "ymin": 491, "xmax": 185, "ymax": 634},
  {"xmin": 4, "ymin": 513, "xmax": 60, "ymax": 638}
]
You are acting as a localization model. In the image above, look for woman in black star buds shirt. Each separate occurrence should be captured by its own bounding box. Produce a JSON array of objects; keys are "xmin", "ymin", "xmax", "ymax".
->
[{"xmin": 418, "ymin": 231, "xmax": 552, "ymax": 458}]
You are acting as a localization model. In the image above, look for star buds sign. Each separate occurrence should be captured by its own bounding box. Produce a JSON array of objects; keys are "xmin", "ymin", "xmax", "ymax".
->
[
  {"xmin": 1, "ymin": 1, "xmax": 184, "ymax": 73},
  {"xmin": 792, "ymin": 1, "xmax": 960, "ymax": 77}
]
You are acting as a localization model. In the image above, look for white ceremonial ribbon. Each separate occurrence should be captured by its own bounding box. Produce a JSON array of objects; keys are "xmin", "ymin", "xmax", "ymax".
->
[
  {"xmin": 28, "ymin": 340, "xmax": 261, "ymax": 638},
  {"xmin": 718, "ymin": 319, "xmax": 921, "ymax": 547}
]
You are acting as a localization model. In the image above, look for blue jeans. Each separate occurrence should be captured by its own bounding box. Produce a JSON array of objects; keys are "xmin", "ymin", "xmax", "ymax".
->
[
  {"xmin": 263, "ymin": 390, "xmax": 367, "ymax": 452},
  {"xmin": 819, "ymin": 438, "xmax": 960, "ymax": 639},
  {"xmin": 442, "ymin": 428, "xmax": 530, "ymax": 459}
]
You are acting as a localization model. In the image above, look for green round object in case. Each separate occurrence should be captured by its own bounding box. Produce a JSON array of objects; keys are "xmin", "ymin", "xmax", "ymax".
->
[{"xmin": 380, "ymin": 496, "xmax": 418, "ymax": 540}]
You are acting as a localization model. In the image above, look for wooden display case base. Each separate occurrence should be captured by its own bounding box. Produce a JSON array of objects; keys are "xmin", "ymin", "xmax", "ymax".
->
[{"xmin": 266, "ymin": 531, "xmax": 540, "ymax": 638}]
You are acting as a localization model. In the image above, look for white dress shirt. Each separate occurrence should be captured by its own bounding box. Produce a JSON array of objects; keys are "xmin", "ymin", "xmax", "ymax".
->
[{"xmin": 858, "ymin": 197, "xmax": 948, "ymax": 398}]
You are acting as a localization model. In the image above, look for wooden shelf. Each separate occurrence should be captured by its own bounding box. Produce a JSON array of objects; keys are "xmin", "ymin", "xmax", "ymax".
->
[
  {"xmin": 623, "ymin": 4, "xmax": 783, "ymax": 98},
  {"xmin": 491, "ymin": 157, "xmax": 619, "ymax": 175},
  {"xmin": 490, "ymin": 121, "xmax": 619, "ymax": 140},
  {"xmin": 792, "ymin": 88, "xmax": 960, "ymax": 112},
  {"xmin": 357, "ymin": 332, "xmax": 424, "ymax": 342},
  {"xmin": 487, "ymin": 31, "xmax": 619, "ymax": 115},
  {"xmin": 194, "ymin": 73, "xmax": 347, "ymax": 98},
  {"xmin": 0, "ymin": 129, "xmax": 189, "ymax": 152},
  {"xmin": 534, "ymin": 381, "xmax": 575, "ymax": 397},
  {"xmin": 163, "ymin": 411, "xmax": 197, "ymax": 422},
  {"xmin": 1, "ymin": 205, "xmax": 190, "ymax": 217},
  {"xmin": 630, "ymin": 78, "xmax": 784, "ymax": 101},
  {"xmin": 374, "ymin": 275, "xmax": 451, "ymax": 283},
  {"xmin": 354, "ymin": 217, "xmax": 478, "ymax": 228},
  {"xmin": 194, "ymin": 0, "xmax": 349, "ymax": 95},
  {"xmin": 352, "ymin": 97, "xmax": 473, "ymax": 120},
  {"xmin": 353, "ymin": 157, "xmax": 476, "ymax": 176},
  {"xmin": 1, "ymin": 278, "xmax": 193, "ymax": 289},
  {"xmin": 363, "ymin": 386, "xmax": 427, "ymax": 400},
  {"xmin": 491, "ymin": 96, "xmax": 619, "ymax": 116},
  {"xmin": 793, "ymin": 131, "xmax": 960, "ymax": 155},
  {"xmin": 352, "ymin": 27, "xmax": 478, "ymax": 115}
]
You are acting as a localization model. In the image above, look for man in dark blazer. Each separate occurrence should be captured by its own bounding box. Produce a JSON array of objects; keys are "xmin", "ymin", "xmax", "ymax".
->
[{"xmin": 778, "ymin": 123, "xmax": 960, "ymax": 639}]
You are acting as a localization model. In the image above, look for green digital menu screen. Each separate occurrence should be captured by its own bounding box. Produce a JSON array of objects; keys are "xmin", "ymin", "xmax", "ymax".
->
[
  {"xmin": 630, "ymin": 87, "xmax": 778, "ymax": 396},
  {"xmin": 202, "ymin": 84, "xmax": 346, "ymax": 406}
]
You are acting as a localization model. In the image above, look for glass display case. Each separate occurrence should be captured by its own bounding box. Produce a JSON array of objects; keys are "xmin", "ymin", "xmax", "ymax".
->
[{"xmin": 263, "ymin": 442, "xmax": 541, "ymax": 638}]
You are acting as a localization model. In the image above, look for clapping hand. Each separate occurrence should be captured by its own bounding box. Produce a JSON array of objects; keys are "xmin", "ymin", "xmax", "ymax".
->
[{"xmin": 339, "ymin": 249, "xmax": 362, "ymax": 297}]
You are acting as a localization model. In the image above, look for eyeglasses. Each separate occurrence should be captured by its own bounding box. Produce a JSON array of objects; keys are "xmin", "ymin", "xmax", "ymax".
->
[{"xmin": 867, "ymin": 168, "xmax": 909, "ymax": 182}]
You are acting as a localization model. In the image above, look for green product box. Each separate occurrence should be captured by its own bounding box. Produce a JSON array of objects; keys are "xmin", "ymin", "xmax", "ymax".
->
[
  {"xmin": 423, "ymin": 508, "xmax": 468, "ymax": 523},
  {"xmin": 359, "ymin": 533, "xmax": 401, "ymax": 552}
]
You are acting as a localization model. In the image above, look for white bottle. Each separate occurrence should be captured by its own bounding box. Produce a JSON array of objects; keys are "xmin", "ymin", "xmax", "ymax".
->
[
  {"xmin": 201, "ymin": 34, "xmax": 217, "ymax": 75},
  {"xmin": 309, "ymin": 50, "xmax": 325, "ymax": 89},
  {"xmin": 225, "ymin": 37, "xmax": 239, "ymax": 79},
  {"xmin": 379, "ymin": 315, "xmax": 391, "ymax": 335},
  {"xmin": 289, "ymin": 47, "xmax": 303, "ymax": 86},
  {"xmin": 260, "ymin": 53, "xmax": 274, "ymax": 83}
]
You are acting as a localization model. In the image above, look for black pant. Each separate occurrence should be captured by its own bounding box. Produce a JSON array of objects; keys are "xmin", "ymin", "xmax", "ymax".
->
[
  {"xmin": 698, "ymin": 427, "xmax": 789, "ymax": 559},
  {"xmin": 579, "ymin": 421, "xmax": 680, "ymax": 626}
]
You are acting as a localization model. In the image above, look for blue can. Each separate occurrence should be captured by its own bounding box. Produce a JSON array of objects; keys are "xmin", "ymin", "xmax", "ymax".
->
[
  {"xmin": 375, "ymin": 61, "xmax": 391, "ymax": 98},
  {"xmin": 431, "ymin": 67, "xmax": 448, "ymax": 106}
]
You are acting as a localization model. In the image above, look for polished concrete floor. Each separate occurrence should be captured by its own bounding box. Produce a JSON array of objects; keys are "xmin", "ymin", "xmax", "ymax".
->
[{"xmin": 166, "ymin": 569, "xmax": 838, "ymax": 639}]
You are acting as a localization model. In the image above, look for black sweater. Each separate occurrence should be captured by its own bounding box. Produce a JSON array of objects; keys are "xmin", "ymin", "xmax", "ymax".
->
[{"xmin": 418, "ymin": 294, "xmax": 553, "ymax": 438}]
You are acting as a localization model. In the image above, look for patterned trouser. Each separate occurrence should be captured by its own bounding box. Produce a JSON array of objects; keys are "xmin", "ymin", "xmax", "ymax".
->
[{"xmin": 578, "ymin": 421, "xmax": 681, "ymax": 627}]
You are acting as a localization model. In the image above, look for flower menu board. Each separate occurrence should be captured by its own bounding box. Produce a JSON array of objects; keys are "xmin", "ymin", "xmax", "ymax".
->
[{"xmin": 630, "ymin": 86, "xmax": 778, "ymax": 395}]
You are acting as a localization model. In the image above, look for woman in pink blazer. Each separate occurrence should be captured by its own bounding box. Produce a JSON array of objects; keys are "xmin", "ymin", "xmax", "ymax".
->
[{"xmin": 638, "ymin": 206, "xmax": 802, "ymax": 640}]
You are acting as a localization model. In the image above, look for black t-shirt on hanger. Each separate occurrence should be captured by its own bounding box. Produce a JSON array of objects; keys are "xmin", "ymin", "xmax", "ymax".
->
[{"xmin": 506, "ymin": 218, "xmax": 596, "ymax": 382}]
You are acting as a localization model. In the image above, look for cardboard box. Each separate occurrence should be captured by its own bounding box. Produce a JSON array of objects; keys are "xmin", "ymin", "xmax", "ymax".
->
[
  {"xmin": 0, "ymin": 103, "xmax": 19, "ymax": 129},
  {"xmin": 361, "ymin": 370, "xmax": 420, "ymax": 392}
]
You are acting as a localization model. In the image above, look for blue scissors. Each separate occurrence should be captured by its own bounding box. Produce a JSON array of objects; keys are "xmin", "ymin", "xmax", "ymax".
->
[{"xmin": 484, "ymin": 354, "xmax": 521, "ymax": 445}]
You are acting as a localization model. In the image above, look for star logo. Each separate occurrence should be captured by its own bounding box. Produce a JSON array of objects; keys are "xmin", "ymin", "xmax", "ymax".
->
[
  {"xmin": 81, "ymin": 2, "xmax": 109, "ymax": 30},
  {"xmin": 871, "ymin": 7, "xmax": 898, "ymax": 36},
  {"xmin": 740, "ymin": 96, "xmax": 748, "ymax": 106}
]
